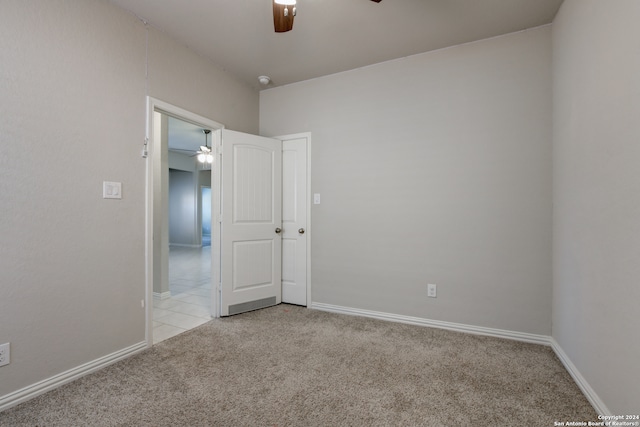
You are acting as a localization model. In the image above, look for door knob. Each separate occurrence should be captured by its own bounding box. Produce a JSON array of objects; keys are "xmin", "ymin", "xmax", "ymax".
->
[
  {"xmin": 298, "ymin": 228, "xmax": 305, "ymax": 234},
  {"xmin": 275, "ymin": 227, "xmax": 282, "ymax": 234}
]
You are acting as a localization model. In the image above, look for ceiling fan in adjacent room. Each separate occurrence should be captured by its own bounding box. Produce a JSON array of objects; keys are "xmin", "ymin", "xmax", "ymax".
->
[
  {"xmin": 273, "ymin": 0, "xmax": 381, "ymax": 33},
  {"xmin": 195, "ymin": 129, "xmax": 214, "ymax": 165},
  {"xmin": 169, "ymin": 129, "xmax": 213, "ymax": 167}
]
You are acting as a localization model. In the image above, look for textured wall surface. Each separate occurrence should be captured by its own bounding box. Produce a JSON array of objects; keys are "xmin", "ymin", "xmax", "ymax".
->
[
  {"xmin": 261, "ymin": 27, "xmax": 553, "ymax": 335},
  {"xmin": 0, "ymin": 0, "xmax": 257, "ymax": 398},
  {"xmin": 552, "ymin": 0, "xmax": 640, "ymax": 413}
]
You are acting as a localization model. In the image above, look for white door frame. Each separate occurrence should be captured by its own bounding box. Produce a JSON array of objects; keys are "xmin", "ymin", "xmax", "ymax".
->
[
  {"xmin": 275, "ymin": 132, "xmax": 312, "ymax": 308},
  {"xmin": 144, "ymin": 99, "xmax": 312, "ymax": 345},
  {"xmin": 144, "ymin": 97, "xmax": 224, "ymax": 347}
]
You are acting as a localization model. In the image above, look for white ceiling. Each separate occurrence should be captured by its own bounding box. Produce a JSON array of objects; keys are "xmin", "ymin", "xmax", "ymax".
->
[
  {"xmin": 167, "ymin": 116, "xmax": 210, "ymax": 153},
  {"xmin": 119, "ymin": 0, "xmax": 564, "ymax": 151},
  {"xmin": 109, "ymin": 0, "xmax": 563, "ymax": 90}
]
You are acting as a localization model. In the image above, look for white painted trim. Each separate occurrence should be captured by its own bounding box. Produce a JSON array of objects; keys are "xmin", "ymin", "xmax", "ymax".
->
[
  {"xmin": 311, "ymin": 302, "xmax": 550, "ymax": 345},
  {"xmin": 0, "ymin": 304, "xmax": 606, "ymax": 416},
  {"xmin": 168, "ymin": 243, "xmax": 201, "ymax": 248},
  {"xmin": 211, "ymin": 129, "xmax": 222, "ymax": 319},
  {"xmin": 153, "ymin": 291, "xmax": 171, "ymax": 300},
  {"xmin": 549, "ymin": 338, "xmax": 611, "ymax": 416},
  {"xmin": 311, "ymin": 303, "xmax": 608, "ymax": 414},
  {"xmin": 0, "ymin": 342, "xmax": 146, "ymax": 412},
  {"xmin": 304, "ymin": 134, "xmax": 312, "ymax": 308}
]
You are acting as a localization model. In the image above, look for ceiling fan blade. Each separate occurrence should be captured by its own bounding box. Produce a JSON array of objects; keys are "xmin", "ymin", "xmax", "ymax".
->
[{"xmin": 273, "ymin": 1, "xmax": 294, "ymax": 33}]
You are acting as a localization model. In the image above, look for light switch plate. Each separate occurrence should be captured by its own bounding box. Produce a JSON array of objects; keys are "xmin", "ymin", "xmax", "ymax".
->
[
  {"xmin": 313, "ymin": 193, "xmax": 321, "ymax": 205},
  {"xmin": 103, "ymin": 181, "xmax": 122, "ymax": 199},
  {"xmin": 427, "ymin": 284, "xmax": 437, "ymax": 298},
  {"xmin": 0, "ymin": 342, "xmax": 10, "ymax": 367}
]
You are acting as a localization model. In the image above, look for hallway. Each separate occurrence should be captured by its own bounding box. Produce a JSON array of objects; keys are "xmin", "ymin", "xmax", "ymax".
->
[{"xmin": 152, "ymin": 246, "xmax": 212, "ymax": 344}]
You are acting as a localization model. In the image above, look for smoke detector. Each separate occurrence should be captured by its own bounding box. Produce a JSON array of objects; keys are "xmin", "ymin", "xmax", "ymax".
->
[{"xmin": 258, "ymin": 75, "xmax": 271, "ymax": 86}]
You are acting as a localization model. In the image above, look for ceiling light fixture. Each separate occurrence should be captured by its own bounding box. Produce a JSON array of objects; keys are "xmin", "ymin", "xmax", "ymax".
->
[{"xmin": 197, "ymin": 129, "xmax": 213, "ymax": 165}]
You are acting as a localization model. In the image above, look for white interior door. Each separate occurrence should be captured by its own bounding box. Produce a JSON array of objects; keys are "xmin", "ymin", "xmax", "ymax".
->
[
  {"xmin": 219, "ymin": 129, "xmax": 282, "ymax": 316},
  {"xmin": 281, "ymin": 137, "xmax": 308, "ymax": 305}
]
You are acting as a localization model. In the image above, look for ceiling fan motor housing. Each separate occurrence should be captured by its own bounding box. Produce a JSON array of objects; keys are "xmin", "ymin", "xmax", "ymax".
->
[{"xmin": 273, "ymin": 0, "xmax": 380, "ymax": 33}]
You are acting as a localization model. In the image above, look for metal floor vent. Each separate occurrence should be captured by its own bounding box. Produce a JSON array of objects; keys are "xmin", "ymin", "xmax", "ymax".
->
[{"xmin": 228, "ymin": 297, "xmax": 277, "ymax": 316}]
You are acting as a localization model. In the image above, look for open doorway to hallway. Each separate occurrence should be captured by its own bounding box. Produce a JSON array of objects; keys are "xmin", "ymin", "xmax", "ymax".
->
[
  {"xmin": 146, "ymin": 98, "xmax": 312, "ymax": 343},
  {"xmin": 150, "ymin": 111, "xmax": 218, "ymax": 344}
]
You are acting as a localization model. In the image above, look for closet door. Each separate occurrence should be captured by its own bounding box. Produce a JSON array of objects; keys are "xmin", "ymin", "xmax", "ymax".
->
[{"xmin": 281, "ymin": 137, "xmax": 308, "ymax": 306}]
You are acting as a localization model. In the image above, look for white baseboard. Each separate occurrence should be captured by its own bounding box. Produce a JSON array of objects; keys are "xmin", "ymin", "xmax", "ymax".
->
[
  {"xmin": 0, "ymin": 305, "xmax": 609, "ymax": 416},
  {"xmin": 311, "ymin": 302, "xmax": 609, "ymax": 415},
  {"xmin": 0, "ymin": 341, "xmax": 146, "ymax": 413},
  {"xmin": 311, "ymin": 302, "xmax": 550, "ymax": 345},
  {"xmin": 153, "ymin": 291, "xmax": 172, "ymax": 300},
  {"xmin": 549, "ymin": 338, "xmax": 611, "ymax": 416}
]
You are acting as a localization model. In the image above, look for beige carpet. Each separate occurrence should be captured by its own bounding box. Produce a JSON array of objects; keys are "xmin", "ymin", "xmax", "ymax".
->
[{"xmin": 0, "ymin": 305, "xmax": 596, "ymax": 426}]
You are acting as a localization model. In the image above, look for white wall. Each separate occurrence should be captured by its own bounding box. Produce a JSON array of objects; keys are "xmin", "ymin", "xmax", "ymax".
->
[
  {"xmin": 167, "ymin": 152, "xmax": 210, "ymax": 246},
  {"xmin": 169, "ymin": 169, "xmax": 197, "ymax": 245},
  {"xmin": 147, "ymin": 30, "xmax": 258, "ymax": 136},
  {"xmin": 552, "ymin": 0, "xmax": 640, "ymax": 413},
  {"xmin": 4, "ymin": 0, "xmax": 635, "ymax": 414},
  {"xmin": 198, "ymin": 170, "xmax": 213, "ymax": 239},
  {"xmin": 167, "ymin": 152, "xmax": 202, "ymax": 246},
  {"xmin": 168, "ymin": 150, "xmax": 198, "ymax": 172},
  {"xmin": 0, "ymin": 0, "xmax": 258, "ymax": 399},
  {"xmin": 261, "ymin": 27, "xmax": 553, "ymax": 335}
]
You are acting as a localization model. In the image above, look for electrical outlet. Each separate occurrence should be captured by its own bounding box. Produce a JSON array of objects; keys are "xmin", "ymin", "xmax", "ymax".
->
[
  {"xmin": 0, "ymin": 343, "xmax": 10, "ymax": 367},
  {"xmin": 427, "ymin": 284, "xmax": 437, "ymax": 298}
]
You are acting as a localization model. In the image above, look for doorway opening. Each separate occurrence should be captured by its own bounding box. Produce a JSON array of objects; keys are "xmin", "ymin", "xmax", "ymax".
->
[
  {"xmin": 145, "ymin": 98, "xmax": 224, "ymax": 346},
  {"xmin": 152, "ymin": 167, "xmax": 211, "ymax": 344},
  {"xmin": 145, "ymin": 98, "xmax": 312, "ymax": 345}
]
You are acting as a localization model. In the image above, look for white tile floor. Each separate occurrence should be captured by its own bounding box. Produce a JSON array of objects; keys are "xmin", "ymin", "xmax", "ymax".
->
[{"xmin": 153, "ymin": 245, "xmax": 213, "ymax": 344}]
